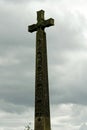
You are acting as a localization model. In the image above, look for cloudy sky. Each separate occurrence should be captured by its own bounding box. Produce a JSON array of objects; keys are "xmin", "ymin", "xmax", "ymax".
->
[{"xmin": 0, "ymin": 0, "xmax": 87, "ymax": 130}]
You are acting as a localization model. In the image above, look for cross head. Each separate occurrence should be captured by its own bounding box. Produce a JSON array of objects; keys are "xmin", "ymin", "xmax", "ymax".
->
[{"xmin": 28, "ymin": 10, "xmax": 54, "ymax": 33}]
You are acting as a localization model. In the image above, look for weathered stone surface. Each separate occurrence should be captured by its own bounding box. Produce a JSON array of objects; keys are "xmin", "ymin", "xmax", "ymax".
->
[{"xmin": 28, "ymin": 10, "xmax": 54, "ymax": 130}]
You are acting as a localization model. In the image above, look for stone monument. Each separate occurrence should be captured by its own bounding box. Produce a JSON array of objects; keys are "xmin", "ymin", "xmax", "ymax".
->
[{"xmin": 28, "ymin": 10, "xmax": 54, "ymax": 130}]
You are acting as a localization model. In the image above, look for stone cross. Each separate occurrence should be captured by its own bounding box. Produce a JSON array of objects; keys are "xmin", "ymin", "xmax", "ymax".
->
[
  {"xmin": 28, "ymin": 10, "xmax": 54, "ymax": 32},
  {"xmin": 28, "ymin": 10, "xmax": 54, "ymax": 130}
]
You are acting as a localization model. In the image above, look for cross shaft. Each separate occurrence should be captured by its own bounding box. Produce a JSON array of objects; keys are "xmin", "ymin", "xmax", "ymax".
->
[{"xmin": 28, "ymin": 10, "xmax": 54, "ymax": 33}]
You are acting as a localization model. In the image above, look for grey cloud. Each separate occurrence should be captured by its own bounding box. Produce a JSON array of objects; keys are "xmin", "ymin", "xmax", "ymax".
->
[
  {"xmin": 1, "ymin": 0, "xmax": 87, "ymax": 130},
  {"xmin": 2, "ymin": 0, "xmax": 44, "ymax": 4},
  {"xmin": 79, "ymin": 123, "xmax": 87, "ymax": 130},
  {"xmin": 51, "ymin": 104, "xmax": 87, "ymax": 130},
  {"xmin": 47, "ymin": 12, "xmax": 86, "ymax": 53},
  {"xmin": 3, "ymin": 0, "xmax": 31, "ymax": 3},
  {"xmin": 47, "ymin": 11, "xmax": 87, "ymax": 106},
  {"xmin": 71, "ymin": 105, "xmax": 87, "ymax": 126},
  {"xmin": 0, "ymin": 100, "xmax": 27, "ymax": 113},
  {"xmin": 0, "ymin": 107, "xmax": 34, "ymax": 129},
  {"xmin": 0, "ymin": 2, "xmax": 87, "ymax": 109},
  {"xmin": 0, "ymin": 47, "xmax": 35, "ymax": 107},
  {"xmin": 0, "ymin": 0, "xmax": 87, "ymax": 124},
  {"xmin": 50, "ymin": 59, "xmax": 87, "ymax": 105},
  {"xmin": 0, "ymin": 2, "xmax": 35, "ymax": 107}
]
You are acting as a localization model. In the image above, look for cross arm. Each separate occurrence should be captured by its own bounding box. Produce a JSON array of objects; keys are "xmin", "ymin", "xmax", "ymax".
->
[
  {"xmin": 28, "ymin": 24, "xmax": 38, "ymax": 33},
  {"xmin": 28, "ymin": 18, "xmax": 54, "ymax": 33},
  {"xmin": 36, "ymin": 18, "xmax": 54, "ymax": 29},
  {"xmin": 43, "ymin": 18, "xmax": 54, "ymax": 28}
]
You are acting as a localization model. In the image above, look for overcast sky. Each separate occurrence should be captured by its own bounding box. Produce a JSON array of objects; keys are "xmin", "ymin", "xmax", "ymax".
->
[{"xmin": 0, "ymin": 0, "xmax": 87, "ymax": 130}]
